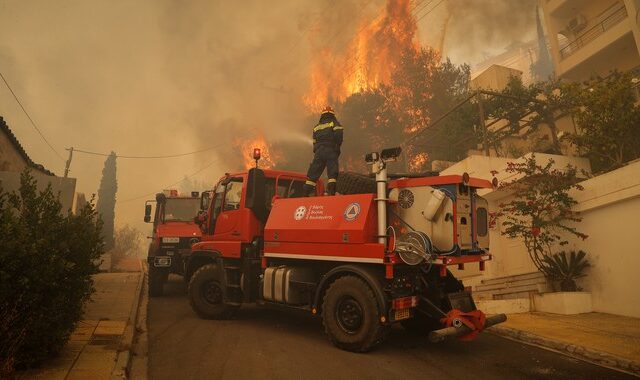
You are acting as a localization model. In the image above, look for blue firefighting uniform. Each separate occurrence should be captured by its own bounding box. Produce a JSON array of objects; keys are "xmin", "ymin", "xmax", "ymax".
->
[{"xmin": 304, "ymin": 112, "xmax": 343, "ymax": 196}]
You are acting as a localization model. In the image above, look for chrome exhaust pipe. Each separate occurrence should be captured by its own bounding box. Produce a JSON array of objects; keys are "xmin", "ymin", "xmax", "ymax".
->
[{"xmin": 428, "ymin": 313, "xmax": 507, "ymax": 343}]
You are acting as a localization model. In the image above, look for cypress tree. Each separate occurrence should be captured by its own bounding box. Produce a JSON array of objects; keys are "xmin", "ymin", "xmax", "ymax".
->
[{"xmin": 96, "ymin": 152, "xmax": 117, "ymax": 250}]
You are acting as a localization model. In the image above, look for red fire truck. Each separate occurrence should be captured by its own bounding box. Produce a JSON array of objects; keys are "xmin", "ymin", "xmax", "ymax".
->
[
  {"xmin": 144, "ymin": 190, "xmax": 202, "ymax": 297},
  {"xmin": 184, "ymin": 147, "xmax": 505, "ymax": 352}
]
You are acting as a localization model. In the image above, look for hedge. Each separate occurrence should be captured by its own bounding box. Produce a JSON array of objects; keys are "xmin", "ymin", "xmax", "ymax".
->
[{"xmin": 0, "ymin": 170, "xmax": 103, "ymax": 376}]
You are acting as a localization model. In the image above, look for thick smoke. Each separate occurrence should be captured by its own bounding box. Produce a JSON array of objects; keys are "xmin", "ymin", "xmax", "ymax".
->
[
  {"xmin": 0, "ymin": 0, "xmax": 333, "ymax": 229},
  {"xmin": 0, "ymin": 0, "xmax": 537, "ymax": 230},
  {"xmin": 418, "ymin": 0, "xmax": 538, "ymax": 66}
]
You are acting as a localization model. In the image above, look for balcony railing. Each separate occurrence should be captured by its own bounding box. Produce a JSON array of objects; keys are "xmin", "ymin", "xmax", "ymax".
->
[{"xmin": 559, "ymin": 2, "xmax": 628, "ymax": 60}]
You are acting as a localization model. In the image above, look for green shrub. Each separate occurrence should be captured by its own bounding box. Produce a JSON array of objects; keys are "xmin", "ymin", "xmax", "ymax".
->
[
  {"xmin": 0, "ymin": 170, "xmax": 103, "ymax": 376},
  {"xmin": 542, "ymin": 250, "xmax": 590, "ymax": 292}
]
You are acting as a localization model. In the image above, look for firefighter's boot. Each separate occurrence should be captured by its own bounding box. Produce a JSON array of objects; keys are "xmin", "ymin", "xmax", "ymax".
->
[
  {"xmin": 327, "ymin": 180, "xmax": 336, "ymax": 195},
  {"xmin": 303, "ymin": 181, "xmax": 316, "ymax": 197}
]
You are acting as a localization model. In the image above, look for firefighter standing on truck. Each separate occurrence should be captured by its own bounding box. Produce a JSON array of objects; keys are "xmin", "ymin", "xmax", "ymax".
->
[{"xmin": 304, "ymin": 106, "xmax": 343, "ymax": 196}]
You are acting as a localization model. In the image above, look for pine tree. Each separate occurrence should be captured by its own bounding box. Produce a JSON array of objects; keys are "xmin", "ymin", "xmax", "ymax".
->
[{"xmin": 96, "ymin": 152, "xmax": 117, "ymax": 250}]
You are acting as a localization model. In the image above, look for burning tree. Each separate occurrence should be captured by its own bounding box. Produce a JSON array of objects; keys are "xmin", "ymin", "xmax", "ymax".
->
[
  {"xmin": 334, "ymin": 48, "xmax": 477, "ymax": 172},
  {"xmin": 301, "ymin": 0, "xmax": 477, "ymax": 172},
  {"xmin": 304, "ymin": 0, "xmax": 419, "ymax": 111},
  {"xmin": 240, "ymin": 0, "xmax": 481, "ymax": 173}
]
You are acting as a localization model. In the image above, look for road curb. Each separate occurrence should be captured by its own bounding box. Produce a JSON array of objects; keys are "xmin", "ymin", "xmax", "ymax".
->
[
  {"xmin": 130, "ymin": 261, "xmax": 149, "ymax": 379},
  {"xmin": 488, "ymin": 325, "xmax": 640, "ymax": 378},
  {"xmin": 111, "ymin": 259, "xmax": 145, "ymax": 379}
]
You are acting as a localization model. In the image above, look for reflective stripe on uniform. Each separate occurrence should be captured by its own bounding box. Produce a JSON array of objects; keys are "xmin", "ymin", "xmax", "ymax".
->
[
  {"xmin": 313, "ymin": 122, "xmax": 334, "ymax": 132},
  {"xmin": 305, "ymin": 180, "xmax": 317, "ymax": 186},
  {"xmin": 327, "ymin": 178, "xmax": 337, "ymax": 183},
  {"xmin": 333, "ymin": 126, "xmax": 343, "ymax": 130}
]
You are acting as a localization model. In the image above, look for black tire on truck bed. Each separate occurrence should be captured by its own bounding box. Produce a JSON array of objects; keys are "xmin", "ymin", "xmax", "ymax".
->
[{"xmin": 336, "ymin": 171, "xmax": 376, "ymax": 195}]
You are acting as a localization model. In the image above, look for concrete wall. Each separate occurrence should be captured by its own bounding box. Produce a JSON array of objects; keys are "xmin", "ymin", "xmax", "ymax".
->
[
  {"xmin": 444, "ymin": 154, "xmax": 640, "ymax": 317},
  {"xmin": 0, "ymin": 126, "xmax": 29, "ymax": 172},
  {"xmin": 0, "ymin": 171, "xmax": 77, "ymax": 213},
  {"xmin": 567, "ymin": 160, "xmax": 640, "ymax": 317}
]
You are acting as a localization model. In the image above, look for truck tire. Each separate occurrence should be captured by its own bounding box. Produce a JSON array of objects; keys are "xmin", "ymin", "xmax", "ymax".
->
[
  {"xmin": 322, "ymin": 276, "xmax": 387, "ymax": 352},
  {"xmin": 148, "ymin": 266, "xmax": 164, "ymax": 297},
  {"xmin": 336, "ymin": 172, "xmax": 376, "ymax": 195},
  {"xmin": 188, "ymin": 264, "xmax": 239, "ymax": 320}
]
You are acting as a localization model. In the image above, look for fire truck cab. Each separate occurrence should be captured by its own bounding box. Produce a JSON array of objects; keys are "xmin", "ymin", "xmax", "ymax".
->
[
  {"xmin": 144, "ymin": 189, "xmax": 202, "ymax": 297},
  {"xmin": 184, "ymin": 148, "xmax": 505, "ymax": 352}
]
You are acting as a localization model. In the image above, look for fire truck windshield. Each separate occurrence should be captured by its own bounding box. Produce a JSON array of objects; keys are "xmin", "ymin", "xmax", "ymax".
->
[{"xmin": 163, "ymin": 198, "xmax": 200, "ymax": 222}]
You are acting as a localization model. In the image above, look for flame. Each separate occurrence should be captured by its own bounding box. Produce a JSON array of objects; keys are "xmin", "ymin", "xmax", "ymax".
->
[
  {"xmin": 304, "ymin": 0, "xmax": 419, "ymax": 111},
  {"xmin": 408, "ymin": 152, "xmax": 429, "ymax": 172},
  {"xmin": 236, "ymin": 136, "xmax": 281, "ymax": 170}
]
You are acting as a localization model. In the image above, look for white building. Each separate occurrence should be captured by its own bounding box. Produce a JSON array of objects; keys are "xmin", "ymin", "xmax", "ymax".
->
[{"xmin": 540, "ymin": 0, "xmax": 640, "ymax": 80}]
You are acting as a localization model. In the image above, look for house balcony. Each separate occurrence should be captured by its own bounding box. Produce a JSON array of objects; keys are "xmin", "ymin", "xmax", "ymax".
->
[{"xmin": 555, "ymin": 2, "xmax": 639, "ymax": 80}]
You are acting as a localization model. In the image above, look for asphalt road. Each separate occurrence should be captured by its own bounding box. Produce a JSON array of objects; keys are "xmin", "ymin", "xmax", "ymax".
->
[{"xmin": 148, "ymin": 275, "xmax": 634, "ymax": 380}]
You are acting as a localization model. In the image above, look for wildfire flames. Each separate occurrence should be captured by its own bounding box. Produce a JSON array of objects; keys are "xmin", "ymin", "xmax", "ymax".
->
[
  {"xmin": 237, "ymin": 0, "xmax": 430, "ymax": 173},
  {"xmin": 408, "ymin": 152, "xmax": 429, "ymax": 172},
  {"xmin": 236, "ymin": 136, "xmax": 281, "ymax": 169},
  {"xmin": 304, "ymin": 0, "xmax": 419, "ymax": 111}
]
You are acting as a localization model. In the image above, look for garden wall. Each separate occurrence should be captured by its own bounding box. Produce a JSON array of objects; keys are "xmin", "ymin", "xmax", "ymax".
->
[{"xmin": 444, "ymin": 155, "xmax": 640, "ymax": 318}]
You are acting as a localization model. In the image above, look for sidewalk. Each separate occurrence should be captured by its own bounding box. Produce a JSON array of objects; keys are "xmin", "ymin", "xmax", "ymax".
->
[
  {"xmin": 488, "ymin": 312, "xmax": 640, "ymax": 377},
  {"xmin": 18, "ymin": 258, "xmax": 143, "ymax": 380}
]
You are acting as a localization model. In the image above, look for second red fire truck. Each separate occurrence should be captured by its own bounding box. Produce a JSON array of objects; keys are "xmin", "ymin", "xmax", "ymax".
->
[{"xmin": 144, "ymin": 190, "xmax": 202, "ymax": 297}]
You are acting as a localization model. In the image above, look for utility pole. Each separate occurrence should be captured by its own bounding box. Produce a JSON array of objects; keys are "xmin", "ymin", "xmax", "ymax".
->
[{"xmin": 64, "ymin": 147, "xmax": 74, "ymax": 178}]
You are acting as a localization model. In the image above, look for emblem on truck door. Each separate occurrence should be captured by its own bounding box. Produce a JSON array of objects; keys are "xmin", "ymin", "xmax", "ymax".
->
[
  {"xmin": 294, "ymin": 206, "xmax": 307, "ymax": 220},
  {"xmin": 344, "ymin": 202, "xmax": 361, "ymax": 221}
]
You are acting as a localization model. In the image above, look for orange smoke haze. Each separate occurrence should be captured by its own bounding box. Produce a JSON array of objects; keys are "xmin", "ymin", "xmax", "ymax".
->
[{"xmin": 304, "ymin": 0, "xmax": 419, "ymax": 111}]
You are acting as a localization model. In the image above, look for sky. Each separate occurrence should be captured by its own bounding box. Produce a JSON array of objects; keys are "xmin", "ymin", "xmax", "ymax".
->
[{"xmin": 0, "ymin": 0, "xmax": 537, "ymax": 232}]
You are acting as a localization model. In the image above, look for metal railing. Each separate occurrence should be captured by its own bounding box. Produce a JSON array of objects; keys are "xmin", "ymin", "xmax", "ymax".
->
[{"xmin": 559, "ymin": 2, "xmax": 628, "ymax": 60}]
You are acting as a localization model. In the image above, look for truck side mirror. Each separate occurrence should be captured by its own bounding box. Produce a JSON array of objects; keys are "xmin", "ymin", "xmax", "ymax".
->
[
  {"xmin": 200, "ymin": 191, "xmax": 211, "ymax": 211},
  {"xmin": 246, "ymin": 168, "xmax": 267, "ymax": 222},
  {"xmin": 194, "ymin": 210, "xmax": 207, "ymax": 226},
  {"xmin": 144, "ymin": 203, "xmax": 152, "ymax": 223}
]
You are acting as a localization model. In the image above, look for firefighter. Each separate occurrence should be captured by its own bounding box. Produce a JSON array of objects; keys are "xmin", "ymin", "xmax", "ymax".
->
[{"xmin": 304, "ymin": 106, "xmax": 343, "ymax": 196}]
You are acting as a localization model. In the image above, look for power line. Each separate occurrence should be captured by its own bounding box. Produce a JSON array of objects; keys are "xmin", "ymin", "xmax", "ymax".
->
[
  {"xmin": 282, "ymin": 0, "xmax": 378, "ymax": 84},
  {"xmin": 416, "ymin": 0, "xmax": 446, "ymax": 23},
  {"xmin": 119, "ymin": 156, "xmax": 221, "ymax": 203},
  {"xmin": 0, "ymin": 70, "xmax": 65, "ymax": 161},
  {"xmin": 72, "ymin": 144, "xmax": 226, "ymax": 159},
  {"xmin": 413, "ymin": 0, "xmax": 435, "ymax": 15}
]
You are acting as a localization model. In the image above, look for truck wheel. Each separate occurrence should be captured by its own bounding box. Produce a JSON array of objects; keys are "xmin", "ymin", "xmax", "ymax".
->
[
  {"xmin": 322, "ymin": 276, "xmax": 386, "ymax": 352},
  {"xmin": 336, "ymin": 172, "xmax": 376, "ymax": 195},
  {"xmin": 188, "ymin": 264, "xmax": 239, "ymax": 320},
  {"xmin": 148, "ymin": 266, "xmax": 164, "ymax": 297},
  {"xmin": 401, "ymin": 312, "xmax": 442, "ymax": 335}
]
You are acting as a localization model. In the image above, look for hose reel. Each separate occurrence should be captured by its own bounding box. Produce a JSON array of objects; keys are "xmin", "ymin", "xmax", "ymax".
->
[{"xmin": 395, "ymin": 230, "xmax": 434, "ymax": 266}]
